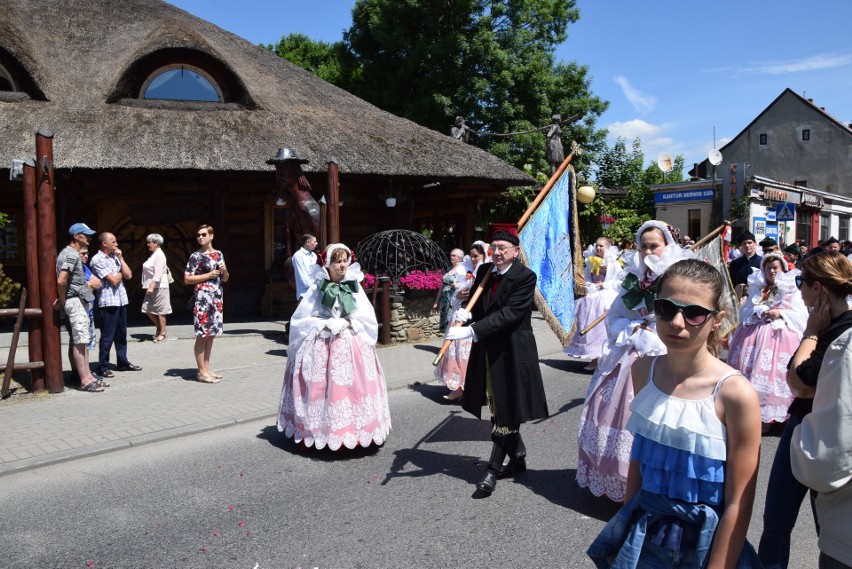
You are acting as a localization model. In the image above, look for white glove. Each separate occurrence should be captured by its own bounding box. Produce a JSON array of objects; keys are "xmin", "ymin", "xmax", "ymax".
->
[
  {"xmin": 455, "ymin": 308, "xmax": 472, "ymax": 323},
  {"xmin": 446, "ymin": 326, "xmax": 474, "ymax": 340},
  {"xmin": 326, "ymin": 317, "xmax": 349, "ymax": 335}
]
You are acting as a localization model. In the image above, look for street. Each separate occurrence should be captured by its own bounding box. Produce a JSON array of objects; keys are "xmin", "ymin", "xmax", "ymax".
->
[{"xmin": 0, "ymin": 332, "xmax": 819, "ymax": 569}]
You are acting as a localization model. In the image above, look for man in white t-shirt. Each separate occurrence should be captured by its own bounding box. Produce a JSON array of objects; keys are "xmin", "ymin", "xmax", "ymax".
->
[{"xmin": 292, "ymin": 234, "xmax": 318, "ymax": 300}]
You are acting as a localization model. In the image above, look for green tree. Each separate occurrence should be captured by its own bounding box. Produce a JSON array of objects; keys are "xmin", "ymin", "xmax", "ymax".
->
[
  {"xmin": 264, "ymin": 34, "xmax": 352, "ymax": 85},
  {"xmin": 267, "ymin": 0, "xmax": 609, "ymax": 175},
  {"xmin": 343, "ymin": 0, "xmax": 608, "ymax": 173},
  {"xmin": 579, "ymin": 137, "xmax": 686, "ymax": 243}
]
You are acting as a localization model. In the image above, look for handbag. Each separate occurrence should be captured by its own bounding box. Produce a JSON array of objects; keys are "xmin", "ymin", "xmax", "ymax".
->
[{"xmin": 165, "ymin": 266, "xmax": 175, "ymax": 284}]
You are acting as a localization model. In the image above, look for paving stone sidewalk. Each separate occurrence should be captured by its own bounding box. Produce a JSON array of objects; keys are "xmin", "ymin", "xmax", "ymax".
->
[{"xmin": 0, "ymin": 314, "xmax": 564, "ymax": 476}]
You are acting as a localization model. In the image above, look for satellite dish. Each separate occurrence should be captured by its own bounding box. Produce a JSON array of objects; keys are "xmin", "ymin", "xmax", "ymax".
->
[
  {"xmin": 656, "ymin": 152, "xmax": 673, "ymax": 173},
  {"xmin": 708, "ymin": 148, "xmax": 723, "ymax": 166}
]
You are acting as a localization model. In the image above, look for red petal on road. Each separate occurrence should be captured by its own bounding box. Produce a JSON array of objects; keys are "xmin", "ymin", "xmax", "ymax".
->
[
  {"xmin": 239, "ymin": 522, "xmax": 245, "ymax": 527},
  {"xmin": 228, "ymin": 505, "xmax": 235, "ymax": 510},
  {"xmin": 213, "ymin": 531, "xmax": 219, "ymax": 537},
  {"xmin": 200, "ymin": 547, "xmax": 207, "ymax": 553},
  {"xmin": 86, "ymin": 563, "xmax": 94, "ymax": 568},
  {"xmin": 239, "ymin": 472, "xmax": 244, "ymax": 477}
]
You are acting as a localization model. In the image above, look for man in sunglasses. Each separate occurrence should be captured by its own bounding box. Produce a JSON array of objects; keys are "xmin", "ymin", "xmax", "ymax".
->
[
  {"xmin": 729, "ymin": 231, "xmax": 762, "ymax": 294},
  {"xmin": 446, "ymin": 229, "xmax": 549, "ymax": 495}
]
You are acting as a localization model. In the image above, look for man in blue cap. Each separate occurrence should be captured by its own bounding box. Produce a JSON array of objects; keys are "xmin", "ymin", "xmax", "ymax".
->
[{"xmin": 56, "ymin": 223, "xmax": 105, "ymax": 392}]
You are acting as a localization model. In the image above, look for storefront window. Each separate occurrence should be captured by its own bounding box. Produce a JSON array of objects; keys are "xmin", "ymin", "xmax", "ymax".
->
[
  {"xmin": 820, "ymin": 214, "xmax": 831, "ymax": 243},
  {"xmin": 796, "ymin": 213, "xmax": 812, "ymax": 247}
]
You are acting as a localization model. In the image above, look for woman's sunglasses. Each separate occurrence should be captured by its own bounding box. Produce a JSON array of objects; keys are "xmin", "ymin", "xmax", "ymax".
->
[
  {"xmin": 794, "ymin": 276, "xmax": 808, "ymax": 289},
  {"xmin": 654, "ymin": 298, "xmax": 718, "ymax": 326}
]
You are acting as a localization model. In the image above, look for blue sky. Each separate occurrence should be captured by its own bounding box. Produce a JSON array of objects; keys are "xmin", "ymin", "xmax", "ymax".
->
[{"xmin": 166, "ymin": 0, "xmax": 852, "ymax": 171}]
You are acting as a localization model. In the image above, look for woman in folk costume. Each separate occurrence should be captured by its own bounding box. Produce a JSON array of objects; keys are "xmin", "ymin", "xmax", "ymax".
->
[
  {"xmin": 577, "ymin": 220, "xmax": 692, "ymax": 501},
  {"xmin": 565, "ymin": 237, "xmax": 621, "ymax": 371},
  {"xmin": 277, "ymin": 243, "xmax": 391, "ymax": 450},
  {"xmin": 727, "ymin": 252, "xmax": 807, "ymax": 427},
  {"xmin": 434, "ymin": 242, "xmax": 488, "ymax": 401}
]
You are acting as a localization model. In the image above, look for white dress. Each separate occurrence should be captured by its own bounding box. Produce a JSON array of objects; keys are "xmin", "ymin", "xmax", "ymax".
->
[{"xmin": 277, "ymin": 262, "xmax": 392, "ymax": 450}]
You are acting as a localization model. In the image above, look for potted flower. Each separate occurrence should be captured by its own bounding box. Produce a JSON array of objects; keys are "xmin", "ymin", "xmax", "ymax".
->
[
  {"xmin": 598, "ymin": 215, "xmax": 616, "ymax": 230},
  {"xmin": 398, "ymin": 270, "xmax": 444, "ymax": 297}
]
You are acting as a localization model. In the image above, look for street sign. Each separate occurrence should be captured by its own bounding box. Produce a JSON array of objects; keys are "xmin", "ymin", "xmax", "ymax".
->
[{"xmin": 776, "ymin": 203, "xmax": 796, "ymax": 221}]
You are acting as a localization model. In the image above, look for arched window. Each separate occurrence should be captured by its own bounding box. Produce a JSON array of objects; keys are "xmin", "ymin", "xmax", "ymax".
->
[
  {"xmin": 0, "ymin": 63, "xmax": 16, "ymax": 91},
  {"xmin": 140, "ymin": 64, "xmax": 222, "ymax": 102}
]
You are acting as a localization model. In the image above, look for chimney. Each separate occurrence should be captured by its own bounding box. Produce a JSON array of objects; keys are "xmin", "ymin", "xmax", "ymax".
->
[{"xmin": 807, "ymin": 98, "xmax": 814, "ymax": 103}]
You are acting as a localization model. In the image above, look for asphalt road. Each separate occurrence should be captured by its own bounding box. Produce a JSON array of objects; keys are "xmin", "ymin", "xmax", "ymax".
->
[{"xmin": 0, "ymin": 349, "xmax": 819, "ymax": 568}]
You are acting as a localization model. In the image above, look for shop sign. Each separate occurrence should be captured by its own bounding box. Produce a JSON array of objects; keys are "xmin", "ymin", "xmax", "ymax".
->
[
  {"xmin": 763, "ymin": 188, "xmax": 788, "ymax": 202},
  {"xmin": 654, "ymin": 188, "xmax": 715, "ymax": 203},
  {"xmin": 753, "ymin": 217, "xmax": 766, "ymax": 239},
  {"xmin": 800, "ymin": 193, "xmax": 824, "ymax": 208}
]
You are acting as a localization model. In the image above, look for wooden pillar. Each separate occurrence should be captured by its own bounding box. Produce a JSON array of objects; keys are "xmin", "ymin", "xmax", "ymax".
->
[
  {"xmin": 327, "ymin": 159, "xmax": 340, "ymax": 245},
  {"xmin": 319, "ymin": 199, "xmax": 328, "ymax": 250},
  {"xmin": 22, "ymin": 159, "xmax": 45, "ymax": 392},
  {"xmin": 379, "ymin": 277, "xmax": 391, "ymax": 345},
  {"xmin": 35, "ymin": 129, "xmax": 63, "ymax": 393}
]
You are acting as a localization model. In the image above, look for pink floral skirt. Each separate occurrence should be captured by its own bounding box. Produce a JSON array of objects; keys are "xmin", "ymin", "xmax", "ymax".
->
[
  {"xmin": 727, "ymin": 321, "xmax": 798, "ymax": 423},
  {"xmin": 576, "ymin": 351, "xmax": 638, "ymax": 502},
  {"xmin": 277, "ymin": 331, "xmax": 392, "ymax": 450},
  {"xmin": 433, "ymin": 337, "xmax": 472, "ymax": 391},
  {"xmin": 565, "ymin": 287, "xmax": 617, "ymax": 359}
]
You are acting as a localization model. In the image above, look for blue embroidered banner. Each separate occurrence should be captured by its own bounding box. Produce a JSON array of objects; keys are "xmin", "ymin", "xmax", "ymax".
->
[{"xmin": 519, "ymin": 167, "xmax": 576, "ymax": 342}]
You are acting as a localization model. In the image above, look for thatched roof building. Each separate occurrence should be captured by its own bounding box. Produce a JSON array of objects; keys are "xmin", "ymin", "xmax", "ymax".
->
[{"xmin": 0, "ymin": 0, "xmax": 531, "ymax": 315}]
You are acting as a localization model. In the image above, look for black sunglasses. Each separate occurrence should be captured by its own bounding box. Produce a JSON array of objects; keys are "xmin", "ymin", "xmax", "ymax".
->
[
  {"xmin": 795, "ymin": 275, "xmax": 808, "ymax": 289},
  {"xmin": 654, "ymin": 298, "xmax": 718, "ymax": 326}
]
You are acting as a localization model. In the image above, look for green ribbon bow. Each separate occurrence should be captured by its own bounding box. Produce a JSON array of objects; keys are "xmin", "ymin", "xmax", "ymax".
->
[
  {"xmin": 620, "ymin": 272, "xmax": 658, "ymax": 313},
  {"xmin": 319, "ymin": 279, "xmax": 358, "ymax": 316}
]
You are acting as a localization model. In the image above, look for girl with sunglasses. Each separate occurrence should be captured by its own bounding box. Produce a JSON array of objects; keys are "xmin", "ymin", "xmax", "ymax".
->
[
  {"xmin": 589, "ymin": 259, "xmax": 762, "ymax": 568},
  {"xmin": 577, "ymin": 221, "xmax": 691, "ymax": 502},
  {"xmin": 727, "ymin": 253, "xmax": 807, "ymax": 431},
  {"xmin": 565, "ymin": 237, "xmax": 621, "ymax": 371},
  {"xmin": 759, "ymin": 251, "xmax": 852, "ymax": 569}
]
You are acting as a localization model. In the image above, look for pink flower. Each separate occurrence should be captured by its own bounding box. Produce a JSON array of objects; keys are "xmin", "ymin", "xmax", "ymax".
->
[{"xmin": 399, "ymin": 270, "xmax": 443, "ymax": 290}]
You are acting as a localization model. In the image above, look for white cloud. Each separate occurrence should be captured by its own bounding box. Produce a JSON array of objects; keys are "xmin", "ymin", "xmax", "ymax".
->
[
  {"xmin": 605, "ymin": 119, "xmax": 674, "ymax": 163},
  {"xmin": 613, "ymin": 76, "xmax": 657, "ymax": 114},
  {"xmin": 711, "ymin": 52, "xmax": 852, "ymax": 76}
]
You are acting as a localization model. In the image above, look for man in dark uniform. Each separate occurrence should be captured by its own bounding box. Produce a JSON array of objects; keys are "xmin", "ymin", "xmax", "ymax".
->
[
  {"xmin": 446, "ymin": 230, "xmax": 549, "ymax": 495},
  {"xmin": 729, "ymin": 231, "xmax": 762, "ymax": 292}
]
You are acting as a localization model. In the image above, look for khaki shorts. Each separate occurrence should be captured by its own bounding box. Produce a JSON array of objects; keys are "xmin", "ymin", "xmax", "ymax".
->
[{"xmin": 63, "ymin": 296, "xmax": 91, "ymax": 345}]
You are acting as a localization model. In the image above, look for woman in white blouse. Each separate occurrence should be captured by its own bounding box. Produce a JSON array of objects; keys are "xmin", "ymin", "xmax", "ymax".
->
[{"xmin": 141, "ymin": 233, "xmax": 172, "ymax": 342}]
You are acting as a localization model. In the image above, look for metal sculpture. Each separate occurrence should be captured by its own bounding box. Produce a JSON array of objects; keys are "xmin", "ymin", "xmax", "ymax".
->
[{"xmin": 356, "ymin": 230, "xmax": 448, "ymax": 294}]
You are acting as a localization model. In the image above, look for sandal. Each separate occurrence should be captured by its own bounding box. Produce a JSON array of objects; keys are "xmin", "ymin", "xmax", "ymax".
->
[
  {"xmin": 209, "ymin": 371, "xmax": 223, "ymax": 379},
  {"xmin": 80, "ymin": 381, "xmax": 105, "ymax": 393},
  {"xmin": 93, "ymin": 376, "xmax": 111, "ymax": 388},
  {"xmin": 153, "ymin": 333, "xmax": 167, "ymax": 343},
  {"xmin": 196, "ymin": 371, "xmax": 220, "ymax": 384}
]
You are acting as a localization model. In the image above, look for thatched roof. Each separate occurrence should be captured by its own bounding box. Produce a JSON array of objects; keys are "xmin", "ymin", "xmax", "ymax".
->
[{"xmin": 0, "ymin": 0, "xmax": 532, "ymax": 185}]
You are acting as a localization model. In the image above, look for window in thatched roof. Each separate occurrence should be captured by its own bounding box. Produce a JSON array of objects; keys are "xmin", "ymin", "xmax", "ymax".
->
[
  {"xmin": 108, "ymin": 47, "xmax": 256, "ymax": 109},
  {"xmin": 0, "ymin": 63, "xmax": 14, "ymax": 91},
  {"xmin": 141, "ymin": 64, "xmax": 222, "ymax": 103}
]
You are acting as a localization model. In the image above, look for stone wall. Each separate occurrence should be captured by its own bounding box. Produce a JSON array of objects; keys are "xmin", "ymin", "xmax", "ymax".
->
[{"xmin": 389, "ymin": 292, "xmax": 442, "ymax": 342}]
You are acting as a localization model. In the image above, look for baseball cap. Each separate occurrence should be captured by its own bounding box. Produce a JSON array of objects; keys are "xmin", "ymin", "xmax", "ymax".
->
[{"xmin": 69, "ymin": 222, "xmax": 96, "ymax": 235}]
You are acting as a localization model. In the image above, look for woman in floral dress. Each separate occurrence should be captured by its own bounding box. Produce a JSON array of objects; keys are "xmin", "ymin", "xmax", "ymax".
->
[
  {"xmin": 727, "ymin": 253, "xmax": 807, "ymax": 428},
  {"xmin": 184, "ymin": 224, "xmax": 228, "ymax": 383},
  {"xmin": 277, "ymin": 243, "xmax": 392, "ymax": 450},
  {"xmin": 433, "ymin": 242, "xmax": 487, "ymax": 401}
]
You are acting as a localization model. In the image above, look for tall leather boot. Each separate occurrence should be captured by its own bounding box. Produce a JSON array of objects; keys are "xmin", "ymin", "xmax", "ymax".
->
[
  {"xmin": 499, "ymin": 432, "xmax": 527, "ymax": 479},
  {"xmin": 476, "ymin": 438, "xmax": 508, "ymax": 494}
]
